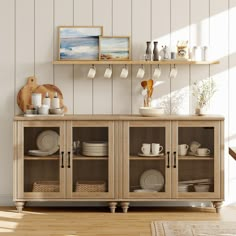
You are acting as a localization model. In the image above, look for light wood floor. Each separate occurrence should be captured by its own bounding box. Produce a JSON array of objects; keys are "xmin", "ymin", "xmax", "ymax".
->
[{"xmin": 0, "ymin": 205, "xmax": 236, "ymax": 236}]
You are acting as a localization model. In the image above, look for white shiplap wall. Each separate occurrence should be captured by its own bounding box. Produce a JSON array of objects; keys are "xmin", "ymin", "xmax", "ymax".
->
[{"xmin": 0, "ymin": 0, "xmax": 235, "ymax": 205}]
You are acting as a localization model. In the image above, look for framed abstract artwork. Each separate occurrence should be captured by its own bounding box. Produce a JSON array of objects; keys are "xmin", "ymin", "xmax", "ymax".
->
[{"xmin": 58, "ymin": 26, "xmax": 103, "ymax": 60}]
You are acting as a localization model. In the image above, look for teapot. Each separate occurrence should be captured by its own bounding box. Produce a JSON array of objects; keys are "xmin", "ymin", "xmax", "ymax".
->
[{"xmin": 190, "ymin": 141, "xmax": 201, "ymax": 154}]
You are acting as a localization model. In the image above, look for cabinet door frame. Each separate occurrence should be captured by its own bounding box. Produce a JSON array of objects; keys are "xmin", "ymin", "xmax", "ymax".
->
[
  {"xmin": 67, "ymin": 120, "xmax": 115, "ymax": 199},
  {"xmin": 16, "ymin": 120, "xmax": 66, "ymax": 199},
  {"xmin": 172, "ymin": 120, "xmax": 221, "ymax": 199},
  {"xmin": 122, "ymin": 120, "xmax": 172, "ymax": 199}
]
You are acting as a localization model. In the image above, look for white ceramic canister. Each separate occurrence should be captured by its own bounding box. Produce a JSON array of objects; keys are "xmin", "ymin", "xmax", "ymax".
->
[
  {"xmin": 202, "ymin": 46, "xmax": 209, "ymax": 61},
  {"xmin": 192, "ymin": 46, "xmax": 202, "ymax": 61},
  {"xmin": 31, "ymin": 93, "xmax": 42, "ymax": 108}
]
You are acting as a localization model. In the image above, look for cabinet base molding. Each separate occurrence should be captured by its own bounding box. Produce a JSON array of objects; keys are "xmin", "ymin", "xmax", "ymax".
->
[
  {"xmin": 15, "ymin": 201, "xmax": 25, "ymax": 213},
  {"xmin": 212, "ymin": 201, "xmax": 223, "ymax": 213}
]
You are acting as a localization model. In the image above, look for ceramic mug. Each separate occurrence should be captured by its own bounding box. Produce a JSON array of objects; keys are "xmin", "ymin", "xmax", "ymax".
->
[
  {"xmin": 120, "ymin": 67, "xmax": 128, "ymax": 78},
  {"xmin": 141, "ymin": 143, "xmax": 151, "ymax": 155},
  {"xmin": 136, "ymin": 67, "xmax": 145, "ymax": 78},
  {"xmin": 153, "ymin": 67, "xmax": 161, "ymax": 78},
  {"xmin": 178, "ymin": 144, "xmax": 189, "ymax": 156},
  {"xmin": 87, "ymin": 66, "xmax": 96, "ymax": 78},
  {"xmin": 196, "ymin": 148, "xmax": 210, "ymax": 156},
  {"xmin": 169, "ymin": 66, "xmax": 178, "ymax": 79},
  {"xmin": 104, "ymin": 66, "xmax": 112, "ymax": 78},
  {"xmin": 151, "ymin": 143, "xmax": 163, "ymax": 155}
]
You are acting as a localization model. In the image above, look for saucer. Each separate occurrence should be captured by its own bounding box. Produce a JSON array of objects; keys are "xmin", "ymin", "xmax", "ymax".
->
[
  {"xmin": 138, "ymin": 152, "xmax": 164, "ymax": 157},
  {"xmin": 194, "ymin": 153, "xmax": 211, "ymax": 157}
]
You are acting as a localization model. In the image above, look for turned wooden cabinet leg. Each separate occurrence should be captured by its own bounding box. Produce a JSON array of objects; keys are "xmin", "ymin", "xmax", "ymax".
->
[
  {"xmin": 212, "ymin": 201, "xmax": 223, "ymax": 213},
  {"xmin": 109, "ymin": 202, "xmax": 117, "ymax": 213},
  {"xmin": 15, "ymin": 201, "xmax": 25, "ymax": 213},
  {"xmin": 121, "ymin": 202, "xmax": 130, "ymax": 213}
]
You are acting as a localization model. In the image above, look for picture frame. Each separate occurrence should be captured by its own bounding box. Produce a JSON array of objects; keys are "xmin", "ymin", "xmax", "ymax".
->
[
  {"xmin": 58, "ymin": 26, "xmax": 103, "ymax": 60},
  {"xmin": 99, "ymin": 36, "xmax": 131, "ymax": 61}
]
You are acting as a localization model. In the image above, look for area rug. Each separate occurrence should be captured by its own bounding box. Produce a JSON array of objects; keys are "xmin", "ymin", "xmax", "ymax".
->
[{"xmin": 151, "ymin": 221, "xmax": 236, "ymax": 236}]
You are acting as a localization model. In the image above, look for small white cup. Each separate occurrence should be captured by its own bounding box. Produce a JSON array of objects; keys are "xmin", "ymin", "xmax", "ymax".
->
[
  {"xmin": 153, "ymin": 67, "xmax": 161, "ymax": 78},
  {"xmin": 152, "ymin": 143, "xmax": 163, "ymax": 155},
  {"xmin": 136, "ymin": 67, "xmax": 145, "ymax": 78},
  {"xmin": 141, "ymin": 143, "xmax": 151, "ymax": 155},
  {"xmin": 178, "ymin": 144, "xmax": 189, "ymax": 156},
  {"xmin": 87, "ymin": 66, "xmax": 96, "ymax": 78},
  {"xmin": 120, "ymin": 67, "xmax": 128, "ymax": 78},
  {"xmin": 104, "ymin": 66, "xmax": 112, "ymax": 78},
  {"xmin": 196, "ymin": 148, "xmax": 210, "ymax": 156},
  {"xmin": 169, "ymin": 66, "xmax": 178, "ymax": 78}
]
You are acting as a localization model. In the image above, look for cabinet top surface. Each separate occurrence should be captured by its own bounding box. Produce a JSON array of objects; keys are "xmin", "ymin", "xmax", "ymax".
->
[{"xmin": 14, "ymin": 114, "xmax": 224, "ymax": 121}]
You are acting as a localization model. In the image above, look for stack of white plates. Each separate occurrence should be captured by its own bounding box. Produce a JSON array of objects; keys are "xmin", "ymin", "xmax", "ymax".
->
[{"xmin": 82, "ymin": 141, "xmax": 108, "ymax": 157}]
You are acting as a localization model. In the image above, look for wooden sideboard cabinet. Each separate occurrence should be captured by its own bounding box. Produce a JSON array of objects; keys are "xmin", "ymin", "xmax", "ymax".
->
[{"xmin": 13, "ymin": 115, "xmax": 224, "ymax": 213}]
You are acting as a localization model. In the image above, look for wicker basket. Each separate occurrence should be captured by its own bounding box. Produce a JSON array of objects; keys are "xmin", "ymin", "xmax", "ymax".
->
[
  {"xmin": 32, "ymin": 181, "xmax": 59, "ymax": 192},
  {"xmin": 75, "ymin": 181, "xmax": 106, "ymax": 192}
]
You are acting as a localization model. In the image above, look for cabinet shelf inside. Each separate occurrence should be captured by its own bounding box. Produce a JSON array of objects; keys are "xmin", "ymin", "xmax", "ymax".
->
[
  {"xmin": 130, "ymin": 156, "xmax": 165, "ymax": 160},
  {"xmin": 178, "ymin": 156, "xmax": 214, "ymax": 160},
  {"xmin": 73, "ymin": 155, "xmax": 108, "ymax": 160},
  {"xmin": 24, "ymin": 155, "xmax": 59, "ymax": 160}
]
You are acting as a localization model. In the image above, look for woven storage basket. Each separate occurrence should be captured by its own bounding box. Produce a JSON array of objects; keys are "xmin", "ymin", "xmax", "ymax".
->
[
  {"xmin": 75, "ymin": 181, "xmax": 106, "ymax": 192},
  {"xmin": 32, "ymin": 181, "xmax": 59, "ymax": 192}
]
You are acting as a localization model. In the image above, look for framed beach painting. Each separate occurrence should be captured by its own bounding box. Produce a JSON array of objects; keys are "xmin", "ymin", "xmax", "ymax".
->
[
  {"xmin": 99, "ymin": 36, "xmax": 131, "ymax": 61},
  {"xmin": 58, "ymin": 26, "xmax": 103, "ymax": 60}
]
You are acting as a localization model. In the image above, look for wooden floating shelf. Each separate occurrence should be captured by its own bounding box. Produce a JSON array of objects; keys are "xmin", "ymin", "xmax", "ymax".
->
[{"xmin": 53, "ymin": 60, "xmax": 220, "ymax": 65}]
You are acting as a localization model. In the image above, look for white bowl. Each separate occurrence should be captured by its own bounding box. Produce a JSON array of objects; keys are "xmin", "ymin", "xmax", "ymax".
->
[
  {"xmin": 139, "ymin": 107, "xmax": 164, "ymax": 117},
  {"xmin": 194, "ymin": 184, "xmax": 210, "ymax": 192}
]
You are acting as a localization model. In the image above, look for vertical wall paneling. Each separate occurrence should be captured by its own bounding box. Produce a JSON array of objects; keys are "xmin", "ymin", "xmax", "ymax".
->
[
  {"xmin": 0, "ymin": 0, "xmax": 15, "ymax": 195},
  {"xmin": 228, "ymin": 0, "xmax": 236, "ymax": 203},
  {"xmin": 54, "ymin": 0, "xmax": 74, "ymax": 113},
  {"xmin": 170, "ymin": 0, "xmax": 190, "ymax": 114},
  {"xmin": 152, "ymin": 0, "xmax": 171, "ymax": 113},
  {"xmin": 93, "ymin": 0, "xmax": 112, "ymax": 114},
  {"xmin": 112, "ymin": 0, "xmax": 132, "ymax": 114},
  {"xmin": 15, "ymin": 0, "xmax": 35, "ymax": 114},
  {"xmin": 190, "ymin": 0, "xmax": 210, "ymax": 114},
  {"xmin": 132, "ymin": 0, "xmax": 151, "ymax": 114},
  {"xmin": 35, "ymin": 0, "xmax": 54, "ymax": 84},
  {"xmin": 73, "ymin": 0, "xmax": 93, "ymax": 114},
  {"xmin": 210, "ymin": 0, "xmax": 229, "ymax": 200}
]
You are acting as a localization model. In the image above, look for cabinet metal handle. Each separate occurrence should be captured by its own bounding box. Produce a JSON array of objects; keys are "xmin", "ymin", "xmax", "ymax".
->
[
  {"xmin": 167, "ymin": 151, "xmax": 170, "ymax": 168},
  {"xmin": 67, "ymin": 151, "xmax": 71, "ymax": 168},
  {"xmin": 61, "ymin": 151, "xmax": 64, "ymax": 168},
  {"xmin": 173, "ymin": 151, "xmax": 176, "ymax": 168}
]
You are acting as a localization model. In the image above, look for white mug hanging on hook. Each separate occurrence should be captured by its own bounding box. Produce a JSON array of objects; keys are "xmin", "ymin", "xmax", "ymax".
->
[
  {"xmin": 104, "ymin": 65, "xmax": 112, "ymax": 78},
  {"xmin": 153, "ymin": 65, "xmax": 161, "ymax": 79},
  {"xmin": 169, "ymin": 65, "xmax": 178, "ymax": 79},
  {"xmin": 120, "ymin": 65, "xmax": 128, "ymax": 78},
  {"xmin": 87, "ymin": 65, "xmax": 96, "ymax": 79},
  {"xmin": 137, "ymin": 65, "xmax": 145, "ymax": 79}
]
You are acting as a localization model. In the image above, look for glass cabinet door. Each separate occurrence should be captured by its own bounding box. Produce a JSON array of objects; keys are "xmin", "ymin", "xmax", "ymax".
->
[
  {"xmin": 172, "ymin": 121, "xmax": 221, "ymax": 198},
  {"xmin": 67, "ymin": 121, "xmax": 114, "ymax": 199},
  {"xmin": 17, "ymin": 121, "xmax": 66, "ymax": 199},
  {"xmin": 123, "ymin": 121, "xmax": 171, "ymax": 199}
]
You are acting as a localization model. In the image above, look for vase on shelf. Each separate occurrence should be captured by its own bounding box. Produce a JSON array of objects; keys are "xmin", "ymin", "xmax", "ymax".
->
[
  {"xmin": 153, "ymin": 41, "xmax": 159, "ymax": 61},
  {"xmin": 145, "ymin": 41, "xmax": 152, "ymax": 61}
]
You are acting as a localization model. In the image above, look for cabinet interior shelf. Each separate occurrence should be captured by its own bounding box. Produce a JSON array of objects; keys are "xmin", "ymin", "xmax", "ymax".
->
[
  {"xmin": 130, "ymin": 156, "xmax": 165, "ymax": 160},
  {"xmin": 73, "ymin": 156, "xmax": 108, "ymax": 160},
  {"xmin": 178, "ymin": 156, "xmax": 214, "ymax": 160},
  {"xmin": 53, "ymin": 60, "xmax": 219, "ymax": 65},
  {"xmin": 24, "ymin": 155, "xmax": 59, "ymax": 160}
]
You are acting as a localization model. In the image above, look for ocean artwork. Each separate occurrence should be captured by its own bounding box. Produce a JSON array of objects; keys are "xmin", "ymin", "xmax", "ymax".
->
[
  {"xmin": 100, "ymin": 37, "xmax": 130, "ymax": 60},
  {"xmin": 59, "ymin": 27, "xmax": 102, "ymax": 60}
]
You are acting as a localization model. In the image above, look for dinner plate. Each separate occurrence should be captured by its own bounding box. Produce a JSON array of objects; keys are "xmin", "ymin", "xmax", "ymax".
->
[
  {"xmin": 194, "ymin": 153, "xmax": 211, "ymax": 157},
  {"xmin": 28, "ymin": 150, "xmax": 51, "ymax": 157},
  {"xmin": 140, "ymin": 169, "xmax": 164, "ymax": 191},
  {"xmin": 138, "ymin": 152, "xmax": 164, "ymax": 157},
  {"xmin": 36, "ymin": 130, "xmax": 59, "ymax": 155},
  {"xmin": 83, "ymin": 141, "xmax": 108, "ymax": 147}
]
